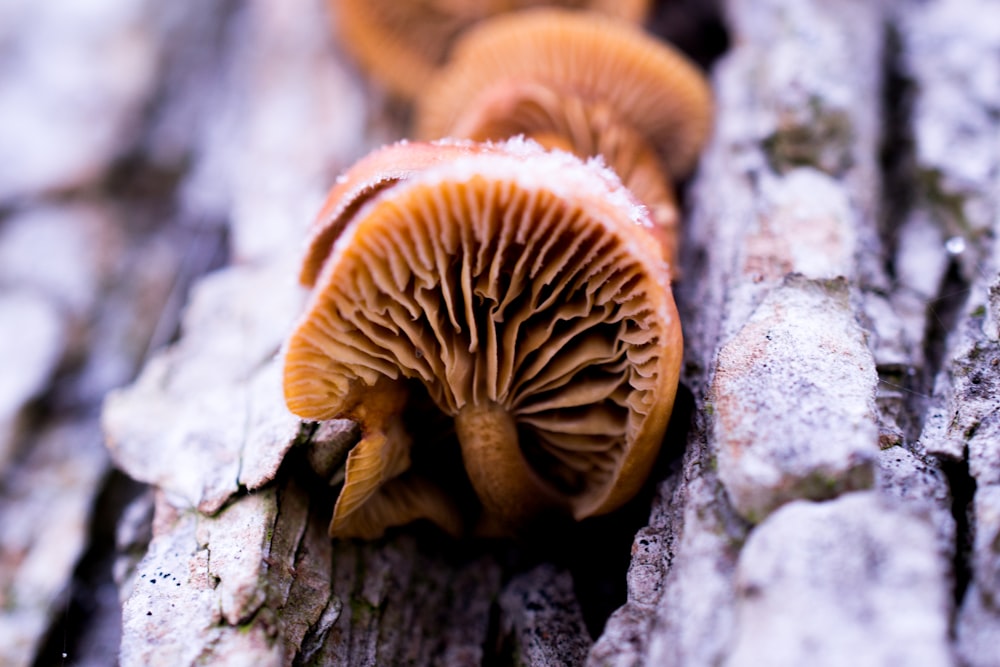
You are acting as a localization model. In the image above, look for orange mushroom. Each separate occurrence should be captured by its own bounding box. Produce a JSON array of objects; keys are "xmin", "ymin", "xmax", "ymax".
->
[
  {"xmin": 415, "ymin": 8, "xmax": 713, "ymax": 273},
  {"xmin": 299, "ymin": 140, "xmax": 488, "ymax": 288},
  {"xmin": 283, "ymin": 138, "xmax": 683, "ymax": 538},
  {"xmin": 330, "ymin": 0, "xmax": 651, "ymax": 100}
]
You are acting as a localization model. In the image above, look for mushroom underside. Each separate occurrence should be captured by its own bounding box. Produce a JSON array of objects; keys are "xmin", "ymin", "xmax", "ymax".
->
[{"xmin": 285, "ymin": 171, "xmax": 677, "ymax": 535}]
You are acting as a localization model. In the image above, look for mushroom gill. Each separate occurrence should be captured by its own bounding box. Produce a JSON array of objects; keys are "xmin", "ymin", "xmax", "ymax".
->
[
  {"xmin": 330, "ymin": 0, "xmax": 651, "ymax": 100},
  {"xmin": 283, "ymin": 139, "xmax": 682, "ymax": 538},
  {"xmin": 436, "ymin": 82, "xmax": 682, "ymax": 268},
  {"xmin": 414, "ymin": 9, "xmax": 713, "ymax": 272},
  {"xmin": 299, "ymin": 140, "xmax": 488, "ymax": 288}
]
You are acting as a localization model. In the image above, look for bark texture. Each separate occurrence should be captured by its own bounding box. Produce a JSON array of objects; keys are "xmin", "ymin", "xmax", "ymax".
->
[{"xmin": 1, "ymin": 0, "xmax": 998, "ymax": 665}]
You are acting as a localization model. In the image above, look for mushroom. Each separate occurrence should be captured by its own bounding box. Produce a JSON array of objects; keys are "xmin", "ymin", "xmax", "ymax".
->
[
  {"xmin": 414, "ymin": 8, "xmax": 713, "ymax": 272},
  {"xmin": 299, "ymin": 140, "xmax": 488, "ymax": 288},
  {"xmin": 330, "ymin": 0, "xmax": 651, "ymax": 100},
  {"xmin": 284, "ymin": 138, "xmax": 683, "ymax": 538}
]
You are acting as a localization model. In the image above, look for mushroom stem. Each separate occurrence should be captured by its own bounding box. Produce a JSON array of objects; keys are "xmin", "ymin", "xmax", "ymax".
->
[{"xmin": 454, "ymin": 401, "xmax": 561, "ymax": 532}]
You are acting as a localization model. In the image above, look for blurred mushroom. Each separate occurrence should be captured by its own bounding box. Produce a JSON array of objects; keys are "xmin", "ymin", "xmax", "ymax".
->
[
  {"xmin": 415, "ymin": 8, "xmax": 713, "ymax": 273},
  {"xmin": 330, "ymin": 0, "xmax": 651, "ymax": 100},
  {"xmin": 284, "ymin": 138, "xmax": 682, "ymax": 538}
]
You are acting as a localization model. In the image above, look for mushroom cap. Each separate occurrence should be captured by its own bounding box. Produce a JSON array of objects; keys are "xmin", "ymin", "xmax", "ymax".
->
[
  {"xmin": 434, "ymin": 80, "xmax": 682, "ymax": 269},
  {"xmin": 331, "ymin": 0, "xmax": 651, "ymax": 100},
  {"xmin": 284, "ymin": 138, "xmax": 682, "ymax": 535},
  {"xmin": 415, "ymin": 7, "xmax": 713, "ymax": 179},
  {"xmin": 300, "ymin": 140, "xmax": 489, "ymax": 287}
]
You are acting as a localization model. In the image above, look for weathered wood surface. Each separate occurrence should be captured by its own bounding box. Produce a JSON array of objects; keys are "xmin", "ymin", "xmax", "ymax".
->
[{"xmin": 1, "ymin": 0, "xmax": 999, "ymax": 665}]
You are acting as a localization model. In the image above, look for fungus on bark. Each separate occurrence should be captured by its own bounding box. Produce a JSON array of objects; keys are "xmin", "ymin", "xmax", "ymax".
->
[
  {"xmin": 329, "ymin": 0, "xmax": 650, "ymax": 100},
  {"xmin": 283, "ymin": 138, "xmax": 682, "ymax": 538},
  {"xmin": 415, "ymin": 8, "xmax": 713, "ymax": 273},
  {"xmin": 299, "ymin": 140, "xmax": 486, "ymax": 288}
]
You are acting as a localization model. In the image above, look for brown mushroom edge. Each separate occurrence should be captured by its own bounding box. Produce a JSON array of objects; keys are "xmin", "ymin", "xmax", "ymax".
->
[
  {"xmin": 299, "ymin": 140, "xmax": 492, "ymax": 288},
  {"xmin": 283, "ymin": 138, "xmax": 682, "ymax": 539}
]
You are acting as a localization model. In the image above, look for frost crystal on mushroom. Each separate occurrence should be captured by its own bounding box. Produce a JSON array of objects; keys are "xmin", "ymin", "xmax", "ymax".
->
[{"xmin": 283, "ymin": 139, "xmax": 682, "ymax": 538}]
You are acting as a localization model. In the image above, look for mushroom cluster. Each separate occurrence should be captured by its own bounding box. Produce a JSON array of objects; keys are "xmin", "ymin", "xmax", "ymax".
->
[
  {"xmin": 284, "ymin": 7, "xmax": 712, "ymax": 539},
  {"xmin": 415, "ymin": 9, "xmax": 713, "ymax": 274}
]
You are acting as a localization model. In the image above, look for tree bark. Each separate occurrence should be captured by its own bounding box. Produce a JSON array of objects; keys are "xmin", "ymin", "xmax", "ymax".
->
[{"xmin": 1, "ymin": 0, "xmax": 998, "ymax": 665}]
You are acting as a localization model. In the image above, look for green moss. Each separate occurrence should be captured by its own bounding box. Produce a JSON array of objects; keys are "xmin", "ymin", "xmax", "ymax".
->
[
  {"xmin": 741, "ymin": 507, "xmax": 764, "ymax": 525},
  {"xmin": 349, "ymin": 595, "xmax": 379, "ymax": 618},
  {"xmin": 806, "ymin": 473, "xmax": 845, "ymax": 496},
  {"xmin": 762, "ymin": 98, "xmax": 854, "ymax": 174},
  {"xmin": 963, "ymin": 422, "xmax": 980, "ymax": 441},
  {"xmin": 800, "ymin": 463, "xmax": 874, "ymax": 501},
  {"xmin": 234, "ymin": 606, "xmax": 275, "ymax": 637},
  {"xmin": 918, "ymin": 167, "xmax": 973, "ymax": 236}
]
